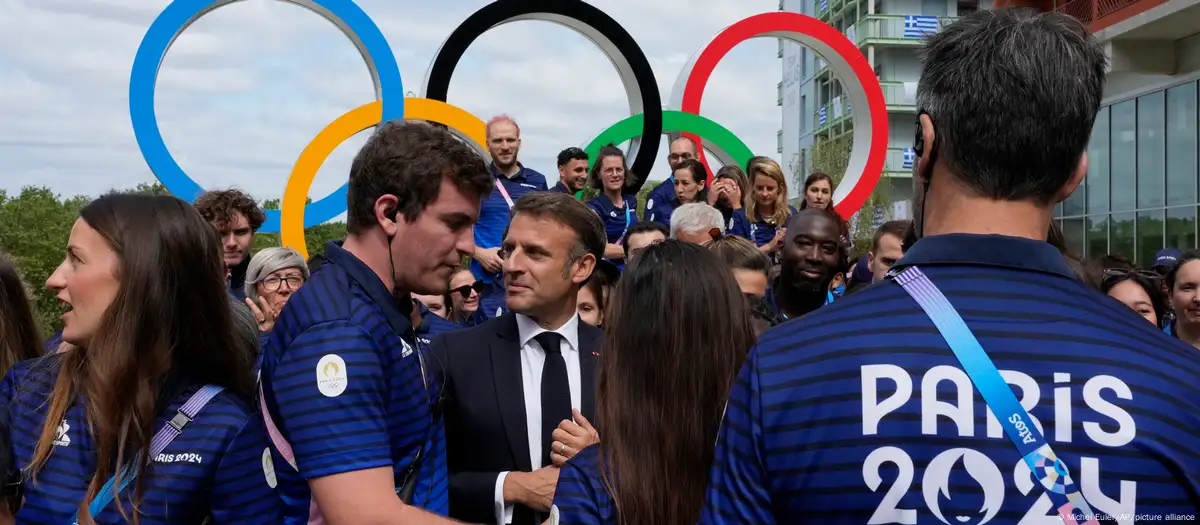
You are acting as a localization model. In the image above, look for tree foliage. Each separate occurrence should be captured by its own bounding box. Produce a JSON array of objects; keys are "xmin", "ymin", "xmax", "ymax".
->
[
  {"xmin": 0, "ymin": 183, "xmax": 346, "ymax": 338},
  {"xmin": 809, "ymin": 134, "xmax": 897, "ymax": 250}
]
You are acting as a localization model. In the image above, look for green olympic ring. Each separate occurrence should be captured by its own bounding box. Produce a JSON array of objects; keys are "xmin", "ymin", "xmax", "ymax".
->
[{"xmin": 576, "ymin": 110, "xmax": 755, "ymax": 199}]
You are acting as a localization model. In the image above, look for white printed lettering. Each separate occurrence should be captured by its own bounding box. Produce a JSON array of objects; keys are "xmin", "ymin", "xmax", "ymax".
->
[
  {"xmin": 1083, "ymin": 376, "xmax": 1136, "ymax": 447},
  {"xmin": 861, "ymin": 365, "xmax": 912, "ymax": 435},
  {"xmin": 862, "ymin": 447, "xmax": 917, "ymax": 524},
  {"xmin": 921, "ymin": 365, "xmax": 974, "ymax": 437},
  {"xmin": 1054, "ymin": 373, "xmax": 1072, "ymax": 443}
]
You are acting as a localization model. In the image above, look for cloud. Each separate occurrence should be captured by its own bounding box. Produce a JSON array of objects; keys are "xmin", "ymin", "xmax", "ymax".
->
[{"xmin": 0, "ymin": 0, "xmax": 785, "ymax": 211}]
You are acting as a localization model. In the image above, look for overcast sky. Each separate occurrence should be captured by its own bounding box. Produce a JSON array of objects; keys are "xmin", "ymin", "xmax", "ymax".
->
[{"xmin": 0, "ymin": 0, "xmax": 783, "ymax": 220}]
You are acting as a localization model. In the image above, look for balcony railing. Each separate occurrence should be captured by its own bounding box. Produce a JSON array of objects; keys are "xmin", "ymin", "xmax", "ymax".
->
[
  {"xmin": 778, "ymin": 38, "xmax": 784, "ymax": 58},
  {"xmin": 885, "ymin": 148, "xmax": 916, "ymax": 173},
  {"xmin": 777, "ymin": 130, "xmax": 784, "ymax": 153},
  {"xmin": 855, "ymin": 14, "xmax": 957, "ymax": 45},
  {"xmin": 777, "ymin": 82, "xmax": 783, "ymax": 106},
  {"xmin": 879, "ymin": 81, "xmax": 916, "ymax": 110},
  {"xmin": 1052, "ymin": 0, "xmax": 1144, "ymax": 30}
]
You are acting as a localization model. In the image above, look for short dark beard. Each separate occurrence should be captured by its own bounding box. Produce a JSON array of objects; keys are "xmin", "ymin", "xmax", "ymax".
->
[{"xmin": 775, "ymin": 269, "xmax": 834, "ymax": 319}]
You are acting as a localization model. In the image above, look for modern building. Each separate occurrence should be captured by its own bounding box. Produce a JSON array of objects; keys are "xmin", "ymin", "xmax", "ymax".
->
[
  {"xmin": 778, "ymin": 0, "xmax": 982, "ymax": 224},
  {"xmin": 1041, "ymin": 0, "xmax": 1200, "ymax": 266}
]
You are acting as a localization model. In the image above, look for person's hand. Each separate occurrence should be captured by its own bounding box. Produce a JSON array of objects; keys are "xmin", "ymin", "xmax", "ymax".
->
[
  {"xmin": 550, "ymin": 409, "xmax": 599, "ymax": 466},
  {"xmin": 474, "ymin": 247, "xmax": 503, "ymax": 273},
  {"xmin": 505, "ymin": 466, "xmax": 560, "ymax": 512},
  {"xmin": 245, "ymin": 297, "xmax": 277, "ymax": 333}
]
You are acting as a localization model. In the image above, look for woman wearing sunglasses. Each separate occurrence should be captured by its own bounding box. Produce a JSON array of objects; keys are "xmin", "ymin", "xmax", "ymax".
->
[{"xmin": 447, "ymin": 268, "xmax": 485, "ymax": 325}]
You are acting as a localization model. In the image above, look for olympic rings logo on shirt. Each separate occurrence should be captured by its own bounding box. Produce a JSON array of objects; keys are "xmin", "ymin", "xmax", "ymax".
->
[{"xmin": 129, "ymin": 0, "xmax": 887, "ymax": 259}]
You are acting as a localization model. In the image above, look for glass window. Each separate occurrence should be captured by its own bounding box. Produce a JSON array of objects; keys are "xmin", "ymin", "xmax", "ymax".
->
[
  {"xmin": 1087, "ymin": 106, "xmax": 1110, "ymax": 214},
  {"xmin": 1137, "ymin": 92, "xmax": 1165, "ymax": 209},
  {"xmin": 1167, "ymin": 82, "xmax": 1198, "ymax": 206},
  {"xmin": 1111, "ymin": 101, "xmax": 1137, "ymax": 212},
  {"xmin": 1167, "ymin": 207, "xmax": 1196, "ymax": 251},
  {"xmin": 1110, "ymin": 212, "xmax": 1136, "ymax": 261},
  {"xmin": 1063, "ymin": 218, "xmax": 1085, "ymax": 256},
  {"xmin": 1087, "ymin": 215, "xmax": 1109, "ymax": 258},
  {"xmin": 1136, "ymin": 210, "xmax": 1165, "ymax": 267}
]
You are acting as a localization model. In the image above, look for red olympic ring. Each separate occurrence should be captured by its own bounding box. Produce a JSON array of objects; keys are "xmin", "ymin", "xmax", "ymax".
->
[{"xmin": 676, "ymin": 12, "xmax": 887, "ymax": 219}]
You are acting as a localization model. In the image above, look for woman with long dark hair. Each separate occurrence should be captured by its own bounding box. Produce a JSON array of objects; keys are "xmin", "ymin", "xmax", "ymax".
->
[
  {"xmin": 586, "ymin": 144, "xmax": 640, "ymax": 270},
  {"xmin": 798, "ymin": 172, "xmax": 834, "ymax": 210},
  {"xmin": 0, "ymin": 253, "xmax": 42, "ymax": 375},
  {"xmin": 0, "ymin": 193, "xmax": 279, "ymax": 523},
  {"xmin": 551, "ymin": 240, "xmax": 757, "ymax": 524}
]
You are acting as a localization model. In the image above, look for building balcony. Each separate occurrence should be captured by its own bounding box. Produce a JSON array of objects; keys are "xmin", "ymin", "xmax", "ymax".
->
[
  {"xmin": 778, "ymin": 38, "xmax": 784, "ymax": 58},
  {"xmin": 855, "ymin": 14, "xmax": 958, "ymax": 46},
  {"xmin": 777, "ymin": 81, "xmax": 783, "ymax": 106},
  {"xmin": 777, "ymin": 130, "xmax": 784, "ymax": 154},
  {"xmin": 879, "ymin": 81, "xmax": 917, "ymax": 112},
  {"xmin": 1050, "ymin": 0, "xmax": 1160, "ymax": 33},
  {"xmin": 884, "ymin": 148, "xmax": 916, "ymax": 174}
]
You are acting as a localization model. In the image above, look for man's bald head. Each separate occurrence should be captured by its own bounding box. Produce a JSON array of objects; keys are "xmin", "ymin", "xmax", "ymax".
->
[{"xmin": 668, "ymin": 136, "xmax": 698, "ymax": 169}]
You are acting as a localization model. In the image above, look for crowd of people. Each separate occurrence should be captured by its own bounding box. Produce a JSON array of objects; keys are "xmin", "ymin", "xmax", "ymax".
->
[{"xmin": 0, "ymin": 7, "xmax": 1197, "ymax": 525}]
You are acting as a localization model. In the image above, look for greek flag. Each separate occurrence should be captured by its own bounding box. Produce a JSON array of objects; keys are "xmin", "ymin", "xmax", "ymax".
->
[
  {"xmin": 902, "ymin": 147, "xmax": 915, "ymax": 169},
  {"xmin": 820, "ymin": 0, "xmax": 828, "ymax": 12},
  {"xmin": 903, "ymin": 15, "xmax": 939, "ymax": 38},
  {"xmin": 818, "ymin": 106, "xmax": 827, "ymax": 126}
]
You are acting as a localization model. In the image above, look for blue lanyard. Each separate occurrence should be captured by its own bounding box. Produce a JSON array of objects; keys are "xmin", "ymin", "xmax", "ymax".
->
[
  {"xmin": 617, "ymin": 203, "xmax": 633, "ymax": 244},
  {"xmin": 893, "ymin": 266, "xmax": 1099, "ymax": 525},
  {"xmin": 71, "ymin": 460, "xmax": 138, "ymax": 524}
]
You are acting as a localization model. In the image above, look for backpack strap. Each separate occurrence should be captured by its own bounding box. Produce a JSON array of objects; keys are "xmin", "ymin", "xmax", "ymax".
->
[{"xmin": 71, "ymin": 384, "xmax": 225, "ymax": 524}]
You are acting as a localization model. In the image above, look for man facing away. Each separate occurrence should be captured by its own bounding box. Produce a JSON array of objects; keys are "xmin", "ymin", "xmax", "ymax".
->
[
  {"xmin": 259, "ymin": 121, "xmax": 495, "ymax": 524},
  {"xmin": 432, "ymin": 192, "xmax": 605, "ymax": 525},
  {"xmin": 703, "ymin": 8, "xmax": 1200, "ymax": 523}
]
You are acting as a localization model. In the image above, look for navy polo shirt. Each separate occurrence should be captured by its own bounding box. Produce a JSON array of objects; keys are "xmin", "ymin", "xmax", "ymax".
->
[
  {"xmin": 0, "ymin": 355, "xmax": 281, "ymax": 523},
  {"xmin": 647, "ymin": 177, "xmax": 675, "ymax": 208},
  {"xmin": 586, "ymin": 195, "xmax": 639, "ymax": 271},
  {"xmin": 644, "ymin": 193, "xmax": 678, "ymax": 228},
  {"xmin": 586, "ymin": 195, "xmax": 638, "ymax": 245},
  {"xmin": 471, "ymin": 163, "xmax": 548, "ymax": 284},
  {"xmin": 415, "ymin": 302, "xmax": 464, "ymax": 346},
  {"xmin": 726, "ymin": 206, "xmax": 798, "ymax": 246},
  {"xmin": 259, "ymin": 241, "xmax": 447, "ymax": 523},
  {"xmin": 550, "ymin": 444, "xmax": 613, "ymax": 524},
  {"xmin": 702, "ymin": 233, "xmax": 1200, "ymax": 524},
  {"xmin": 549, "ymin": 181, "xmax": 573, "ymax": 194}
]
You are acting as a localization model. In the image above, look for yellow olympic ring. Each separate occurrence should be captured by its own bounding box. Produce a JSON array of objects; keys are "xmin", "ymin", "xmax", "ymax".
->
[{"xmin": 280, "ymin": 98, "xmax": 488, "ymax": 260}]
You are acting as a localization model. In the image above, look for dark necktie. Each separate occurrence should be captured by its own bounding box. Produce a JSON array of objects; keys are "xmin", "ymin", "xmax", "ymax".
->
[{"xmin": 536, "ymin": 331, "xmax": 571, "ymax": 469}]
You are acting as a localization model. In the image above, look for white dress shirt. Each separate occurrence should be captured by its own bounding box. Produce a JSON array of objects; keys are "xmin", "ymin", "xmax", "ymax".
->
[{"xmin": 493, "ymin": 312, "xmax": 582, "ymax": 525}]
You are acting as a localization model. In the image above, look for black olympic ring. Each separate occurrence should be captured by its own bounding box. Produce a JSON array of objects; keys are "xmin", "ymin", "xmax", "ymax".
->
[{"xmin": 420, "ymin": 0, "xmax": 664, "ymax": 187}]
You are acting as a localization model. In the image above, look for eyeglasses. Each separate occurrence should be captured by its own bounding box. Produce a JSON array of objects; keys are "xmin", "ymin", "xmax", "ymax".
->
[
  {"xmin": 668, "ymin": 152, "xmax": 694, "ymax": 161},
  {"xmin": 1103, "ymin": 268, "xmax": 1161, "ymax": 280},
  {"xmin": 450, "ymin": 280, "xmax": 485, "ymax": 298},
  {"xmin": 261, "ymin": 275, "xmax": 304, "ymax": 291}
]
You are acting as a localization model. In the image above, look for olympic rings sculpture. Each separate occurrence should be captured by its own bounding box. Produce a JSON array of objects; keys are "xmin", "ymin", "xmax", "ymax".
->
[{"xmin": 129, "ymin": 0, "xmax": 887, "ymax": 259}]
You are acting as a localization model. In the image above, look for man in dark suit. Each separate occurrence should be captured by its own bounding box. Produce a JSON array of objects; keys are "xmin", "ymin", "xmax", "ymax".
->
[{"xmin": 431, "ymin": 192, "xmax": 608, "ymax": 525}]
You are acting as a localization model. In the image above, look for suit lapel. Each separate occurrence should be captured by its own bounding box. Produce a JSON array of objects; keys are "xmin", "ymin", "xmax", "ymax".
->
[
  {"xmin": 579, "ymin": 325, "xmax": 600, "ymax": 421},
  {"xmin": 492, "ymin": 314, "xmax": 532, "ymax": 472}
]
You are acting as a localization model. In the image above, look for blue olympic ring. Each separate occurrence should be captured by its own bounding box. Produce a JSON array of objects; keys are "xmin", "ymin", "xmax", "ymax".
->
[{"xmin": 129, "ymin": 0, "xmax": 406, "ymax": 232}]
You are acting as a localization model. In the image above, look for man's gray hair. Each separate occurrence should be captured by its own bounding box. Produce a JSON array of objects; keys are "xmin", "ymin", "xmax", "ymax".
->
[
  {"xmin": 670, "ymin": 203, "xmax": 725, "ymax": 239},
  {"xmin": 914, "ymin": 7, "xmax": 1107, "ymax": 204},
  {"xmin": 244, "ymin": 247, "xmax": 310, "ymax": 302}
]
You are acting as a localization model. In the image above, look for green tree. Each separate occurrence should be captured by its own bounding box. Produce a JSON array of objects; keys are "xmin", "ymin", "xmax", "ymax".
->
[
  {"xmin": 255, "ymin": 197, "xmax": 346, "ymax": 259},
  {"xmin": 808, "ymin": 134, "xmax": 896, "ymax": 249},
  {"xmin": 0, "ymin": 186, "xmax": 90, "ymax": 337}
]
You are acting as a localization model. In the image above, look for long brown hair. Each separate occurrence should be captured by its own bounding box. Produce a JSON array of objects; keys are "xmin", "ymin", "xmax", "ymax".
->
[
  {"xmin": 0, "ymin": 252, "xmax": 42, "ymax": 374},
  {"xmin": 28, "ymin": 193, "xmax": 255, "ymax": 524},
  {"xmin": 596, "ymin": 240, "xmax": 756, "ymax": 524}
]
